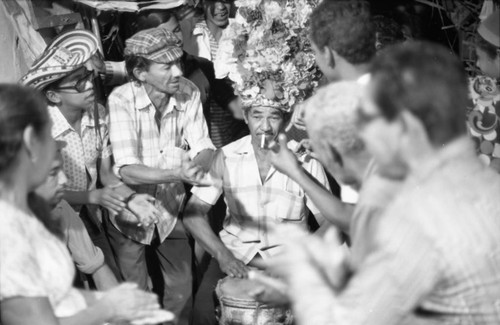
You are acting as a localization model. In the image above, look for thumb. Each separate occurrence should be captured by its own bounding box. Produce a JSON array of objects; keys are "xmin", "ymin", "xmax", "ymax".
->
[
  {"xmin": 278, "ymin": 133, "xmax": 288, "ymax": 147},
  {"xmin": 181, "ymin": 151, "xmax": 191, "ymax": 165}
]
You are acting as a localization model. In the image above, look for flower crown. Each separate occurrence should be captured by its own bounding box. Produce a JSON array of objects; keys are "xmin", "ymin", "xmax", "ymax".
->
[{"xmin": 215, "ymin": 0, "xmax": 321, "ymax": 112}]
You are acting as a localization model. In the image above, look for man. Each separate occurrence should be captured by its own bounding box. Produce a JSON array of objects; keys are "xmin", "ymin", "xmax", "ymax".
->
[
  {"xmin": 467, "ymin": 11, "xmax": 500, "ymax": 173},
  {"xmin": 107, "ymin": 27, "xmax": 215, "ymax": 324},
  {"xmin": 183, "ymin": 102, "xmax": 331, "ymax": 325},
  {"xmin": 21, "ymin": 29, "xmax": 160, "ymax": 282},
  {"xmin": 278, "ymin": 41, "xmax": 500, "ymax": 324},
  {"xmin": 34, "ymin": 143, "xmax": 119, "ymax": 290}
]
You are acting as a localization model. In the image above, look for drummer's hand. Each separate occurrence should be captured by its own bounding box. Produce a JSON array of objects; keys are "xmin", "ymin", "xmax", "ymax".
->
[
  {"xmin": 127, "ymin": 194, "xmax": 162, "ymax": 227},
  {"xmin": 248, "ymin": 285, "xmax": 290, "ymax": 307},
  {"xmin": 217, "ymin": 251, "xmax": 249, "ymax": 278}
]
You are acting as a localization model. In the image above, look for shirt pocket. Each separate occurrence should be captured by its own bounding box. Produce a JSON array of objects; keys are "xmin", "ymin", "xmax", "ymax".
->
[
  {"xmin": 159, "ymin": 146, "xmax": 186, "ymax": 170},
  {"xmin": 267, "ymin": 190, "xmax": 306, "ymax": 223}
]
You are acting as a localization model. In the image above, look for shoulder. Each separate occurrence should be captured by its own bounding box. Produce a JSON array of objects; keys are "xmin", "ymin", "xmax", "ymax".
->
[
  {"xmin": 108, "ymin": 82, "xmax": 136, "ymax": 102},
  {"xmin": 221, "ymin": 135, "xmax": 251, "ymax": 156}
]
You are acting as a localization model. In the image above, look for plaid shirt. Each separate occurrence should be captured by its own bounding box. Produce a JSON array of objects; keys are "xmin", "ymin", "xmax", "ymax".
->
[
  {"xmin": 308, "ymin": 137, "xmax": 500, "ymax": 325},
  {"xmin": 108, "ymin": 77, "xmax": 214, "ymax": 244},
  {"xmin": 192, "ymin": 135, "xmax": 330, "ymax": 264}
]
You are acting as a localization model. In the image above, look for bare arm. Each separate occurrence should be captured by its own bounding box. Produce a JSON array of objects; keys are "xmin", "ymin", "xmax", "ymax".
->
[
  {"xmin": 91, "ymin": 264, "xmax": 119, "ymax": 290},
  {"xmin": 183, "ymin": 195, "xmax": 249, "ymax": 277},
  {"xmin": 270, "ymin": 134, "xmax": 353, "ymax": 233}
]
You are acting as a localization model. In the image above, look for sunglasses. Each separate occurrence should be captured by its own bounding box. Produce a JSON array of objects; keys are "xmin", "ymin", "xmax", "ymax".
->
[{"xmin": 54, "ymin": 70, "xmax": 94, "ymax": 93}]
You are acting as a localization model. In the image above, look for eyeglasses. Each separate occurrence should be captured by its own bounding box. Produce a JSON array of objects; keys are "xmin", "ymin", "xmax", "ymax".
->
[{"xmin": 54, "ymin": 70, "xmax": 94, "ymax": 93}]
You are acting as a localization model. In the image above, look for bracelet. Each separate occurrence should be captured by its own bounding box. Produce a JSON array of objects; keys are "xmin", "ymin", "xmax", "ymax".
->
[{"xmin": 124, "ymin": 192, "xmax": 138, "ymax": 205}]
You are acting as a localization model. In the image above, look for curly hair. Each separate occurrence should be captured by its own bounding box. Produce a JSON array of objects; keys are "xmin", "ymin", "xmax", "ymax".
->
[
  {"xmin": 304, "ymin": 81, "xmax": 365, "ymax": 163},
  {"xmin": 309, "ymin": 0, "xmax": 375, "ymax": 65},
  {"xmin": 124, "ymin": 55, "xmax": 155, "ymax": 83},
  {"xmin": 369, "ymin": 41, "xmax": 468, "ymax": 146}
]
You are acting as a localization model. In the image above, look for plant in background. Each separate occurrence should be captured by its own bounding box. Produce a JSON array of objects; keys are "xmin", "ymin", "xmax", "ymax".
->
[{"xmin": 215, "ymin": 0, "xmax": 322, "ymax": 110}]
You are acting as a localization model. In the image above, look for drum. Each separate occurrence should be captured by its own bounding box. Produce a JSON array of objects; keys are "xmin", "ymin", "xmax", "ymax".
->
[{"xmin": 215, "ymin": 276, "xmax": 293, "ymax": 325}]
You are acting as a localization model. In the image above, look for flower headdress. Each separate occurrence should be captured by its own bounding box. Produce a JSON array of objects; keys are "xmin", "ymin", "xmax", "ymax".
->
[{"xmin": 215, "ymin": 0, "xmax": 321, "ymax": 112}]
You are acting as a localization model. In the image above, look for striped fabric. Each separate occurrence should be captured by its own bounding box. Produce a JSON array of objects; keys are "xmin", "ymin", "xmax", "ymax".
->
[
  {"xmin": 107, "ymin": 77, "xmax": 214, "ymax": 244},
  {"xmin": 314, "ymin": 137, "xmax": 500, "ymax": 325},
  {"xmin": 124, "ymin": 27, "xmax": 183, "ymax": 64},
  {"xmin": 192, "ymin": 135, "xmax": 331, "ymax": 264}
]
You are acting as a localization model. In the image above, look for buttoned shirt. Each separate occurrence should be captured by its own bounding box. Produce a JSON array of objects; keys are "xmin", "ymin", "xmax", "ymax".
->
[
  {"xmin": 49, "ymin": 104, "xmax": 111, "ymax": 193},
  {"xmin": 190, "ymin": 20, "xmax": 219, "ymax": 61},
  {"xmin": 191, "ymin": 135, "xmax": 330, "ymax": 264},
  {"xmin": 108, "ymin": 77, "xmax": 214, "ymax": 244},
  {"xmin": 308, "ymin": 137, "xmax": 500, "ymax": 325}
]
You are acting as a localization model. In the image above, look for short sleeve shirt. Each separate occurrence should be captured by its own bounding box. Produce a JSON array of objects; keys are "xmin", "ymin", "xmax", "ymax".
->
[{"xmin": 191, "ymin": 135, "xmax": 330, "ymax": 264}]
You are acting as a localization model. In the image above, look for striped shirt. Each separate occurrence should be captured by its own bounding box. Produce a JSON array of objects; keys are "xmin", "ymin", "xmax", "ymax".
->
[
  {"xmin": 302, "ymin": 137, "xmax": 500, "ymax": 324},
  {"xmin": 191, "ymin": 135, "xmax": 330, "ymax": 264},
  {"xmin": 107, "ymin": 77, "xmax": 215, "ymax": 244}
]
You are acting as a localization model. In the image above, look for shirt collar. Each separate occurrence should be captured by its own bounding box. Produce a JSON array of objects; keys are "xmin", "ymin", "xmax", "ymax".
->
[
  {"xmin": 193, "ymin": 21, "xmax": 209, "ymax": 36},
  {"xmin": 49, "ymin": 105, "xmax": 72, "ymax": 138},
  {"xmin": 134, "ymin": 82, "xmax": 184, "ymax": 113}
]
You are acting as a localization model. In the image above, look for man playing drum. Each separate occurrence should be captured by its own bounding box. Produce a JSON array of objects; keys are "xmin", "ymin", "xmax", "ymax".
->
[{"xmin": 184, "ymin": 101, "xmax": 332, "ymax": 324}]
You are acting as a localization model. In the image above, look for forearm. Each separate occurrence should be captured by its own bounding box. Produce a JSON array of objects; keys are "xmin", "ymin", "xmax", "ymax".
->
[
  {"xmin": 92, "ymin": 265, "xmax": 119, "ymax": 290},
  {"xmin": 294, "ymin": 168, "xmax": 353, "ymax": 232},
  {"xmin": 59, "ymin": 301, "xmax": 113, "ymax": 325},
  {"xmin": 119, "ymin": 164, "xmax": 181, "ymax": 186},
  {"xmin": 64, "ymin": 190, "xmax": 93, "ymax": 206},
  {"xmin": 183, "ymin": 206, "xmax": 232, "ymax": 260}
]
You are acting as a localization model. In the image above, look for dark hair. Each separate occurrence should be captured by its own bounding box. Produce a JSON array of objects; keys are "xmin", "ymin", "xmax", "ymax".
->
[
  {"xmin": 28, "ymin": 193, "xmax": 64, "ymax": 239},
  {"xmin": 0, "ymin": 84, "xmax": 49, "ymax": 171},
  {"xmin": 373, "ymin": 15, "xmax": 405, "ymax": 51},
  {"xmin": 124, "ymin": 55, "xmax": 154, "ymax": 82},
  {"xmin": 369, "ymin": 41, "xmax": 468, "ymax": 146},
  {"xmin": 309, "ymin": 0, "xmax": 375, "ymax": 65},
  {"xmin": 474, "ymin": 33, "xmax": 499, "ymax": 60},
  {"xmin": 135, "ymin": 10, "xmax": 177, "ymax": 33}
]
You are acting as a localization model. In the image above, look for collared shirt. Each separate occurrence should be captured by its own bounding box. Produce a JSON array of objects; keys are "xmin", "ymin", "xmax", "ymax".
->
[
  {"xmin": 191, "ymin": 135, "xmax": 330, "ymax": 264},
  {"xmin": 190, "ymin": 20, "xmax": 219, "ymax": 61},
  {"xmin": 49, "ymin": 104, "xmax": 111, "ymax": 193},
  {"xmin": 466, "ymin": 75, "xmax": 500, "ymax": 173},
  {"xmin": 316, "ymin": 137, "xmax": 500, "ymax": 325},
  {"xmin": 108, "ymin": 77, "xmax": 214, "ymax": 244}
]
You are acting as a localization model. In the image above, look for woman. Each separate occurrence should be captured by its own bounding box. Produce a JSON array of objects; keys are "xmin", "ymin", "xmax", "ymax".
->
[{"xmin": 0, "ymin": 84, "xmax": 163, "ymax": 325}]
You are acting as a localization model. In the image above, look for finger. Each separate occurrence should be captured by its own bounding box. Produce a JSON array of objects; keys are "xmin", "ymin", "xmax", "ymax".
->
[
  {"xmin": 278, "ymin": 133, "xmax": 288, "ymax": 147},
  {"xmin": 104, "ymin": 196, "xmax": 126, "ymax": 209}
]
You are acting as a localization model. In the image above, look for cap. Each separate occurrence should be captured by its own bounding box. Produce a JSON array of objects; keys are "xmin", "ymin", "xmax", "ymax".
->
[
  {"xmin": 478, "ymin": 11, "xmax": 500, "ymax": 47},
  {"xmin": 124, "ymin": 27, "xmax": 183, "ymax": 64}
]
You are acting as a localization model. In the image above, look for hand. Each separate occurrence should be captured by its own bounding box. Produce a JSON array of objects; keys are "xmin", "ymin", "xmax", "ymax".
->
[
  {"xmin": 269, "ymin": 134, "xmax": 303, "ymax": 179},
  {"xmin": 247, "ymin": 271, "xmax": 290, "ymax": 306},
  {"xmin": 217, "ymin": 251, "xmax": 249, "ymax": 278},
  {"xmin": 179, "ymin": 153, "xmax": 212, "ymax": 186},
  {"xmin": 228, "ymin": 97, "xmax": 245, "ymax": 120},
  {"xmin": 290, "ymin": 102, "xmax": 307, "ymax": 130},
  {"xmin": 89, "ymin": 187, "xmax": 126, "ymax": 214},
  {"xmin": 99, "ymin": 282, "xmax": 161, "ymax": 323},
  {"xmin": 127, "ymin": 194, "xmax": 162, "ymax": 227}
]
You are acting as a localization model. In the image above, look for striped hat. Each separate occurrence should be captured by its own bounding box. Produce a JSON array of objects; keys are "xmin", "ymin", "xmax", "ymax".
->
[
  {"xmin": 478, "ymin": 11, "xmax": 500, "ymax": 48},
  {"xmin": 20, "ymin": 29, "xmax": 98, "ymax": 90},
  {"xmin": 125, "ymin": 27, "xmax": 183, "ymax": 64}
]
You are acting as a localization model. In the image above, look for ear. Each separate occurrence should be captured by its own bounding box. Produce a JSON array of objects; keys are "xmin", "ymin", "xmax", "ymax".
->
[
  {"xmin": 22, "ymin": 125, "xmax": 37, "ymax": 162},
  {"xmin": 45, "ymin": 90, "xmax": 62, "ymax": 105},
  {"xmin": 133, "ymin": 67, "xmax": 148, "ymax": 82},
  {"xmin": 398, "ymin": 110, "xmax": 432, "ymax": 155},
  {"xmin": 242, "ymin": 110, "xmax": 249, "ymax": 125},
  {"xmin": 325, "ymin": 47, "xmax": 336, "ymax": 69}
]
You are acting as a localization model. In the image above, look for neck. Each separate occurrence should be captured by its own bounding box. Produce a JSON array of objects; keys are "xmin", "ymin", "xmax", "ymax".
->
[
  {"xmin": 59, "ymin": 105, "xmax": 83, "ymax": 129},
  {"xmin": 206, "ymin": 19, "xmax": 224, "ymax": 42},
  {"xmin": 337, "ymin": 61, "xmax": 370, "ymax": 82},
  {"xmin": 144, "ymin": 83, "xmax": 171, "ymax": 109}
]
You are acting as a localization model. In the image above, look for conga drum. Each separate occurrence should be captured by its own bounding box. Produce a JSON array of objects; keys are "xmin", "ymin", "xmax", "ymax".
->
[{"xmin": 215, "ymin": 276, "xmax": 293, "ymax": 325}]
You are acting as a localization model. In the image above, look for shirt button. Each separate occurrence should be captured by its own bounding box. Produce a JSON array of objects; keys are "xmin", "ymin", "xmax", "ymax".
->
[{"xmin": 160, "ymin": 150, "xmax": 163, "ymax": 153}]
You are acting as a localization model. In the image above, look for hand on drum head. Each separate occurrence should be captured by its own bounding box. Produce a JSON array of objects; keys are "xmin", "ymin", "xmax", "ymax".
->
[
  {"xmin": 247, "ymin": 271, "xmax": 290, "ymax": 307},
  {"xmin": 217, "ymin": 251, "xmax": 249, "ymax": 278}
]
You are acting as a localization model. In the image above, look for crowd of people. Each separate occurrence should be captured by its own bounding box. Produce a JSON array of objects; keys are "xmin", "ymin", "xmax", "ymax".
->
[{"xmin": 0, "ymin": 0, "xmax": 499, "ymax": 324}]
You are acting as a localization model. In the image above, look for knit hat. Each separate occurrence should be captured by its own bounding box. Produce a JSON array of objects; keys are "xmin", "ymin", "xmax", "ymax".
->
[
  {"xmin": 478, "ymin": 11, "xmax": 500, "ymax": 47},
  {"xmin": 124, "ymin": 27, "xmax": 183, "ymax": 64}
]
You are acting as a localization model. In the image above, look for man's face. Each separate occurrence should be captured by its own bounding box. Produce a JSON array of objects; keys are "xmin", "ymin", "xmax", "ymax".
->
[
  {"xmin": 205, "ymin": 1, "xmax": 231, "ymax": 28},
  {"xmin": 51, "ymin": 67, "xmax": 95, "ymax": 110},
  {"xmin": 475, "ymin": 47, "xmax": 500, "ymax": 79},
  {"xmin": 143, "ymin": 59, "xmax": 183, "ymax": 95},
  {"xmin": 159, "ymin": 16, "xmax": 183, "ymax": 45},
  {"xmin": 35, "ymin": 151, "xmax": 67, "ymax": 207},
  {"xmin": 245, "ymin": 106, "xmax": 286, "ymax": 149},
  {"xmin": 358, "ymin": 81, "xmax": 408, "ymax": 179}
]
